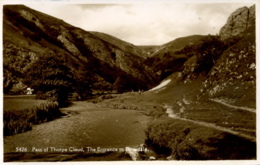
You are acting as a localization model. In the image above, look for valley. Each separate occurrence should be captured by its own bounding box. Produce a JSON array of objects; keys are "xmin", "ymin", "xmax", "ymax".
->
[{"xmin": 2, "ymin": 3, "xmax": 256, "ymax": 161}]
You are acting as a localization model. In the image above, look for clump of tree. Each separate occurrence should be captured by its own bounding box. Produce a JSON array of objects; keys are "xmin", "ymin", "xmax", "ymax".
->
[
  {"xmin": 176, "ymin": 35, "xmax": 227, "ymax": 74},
  {"xmin": 74, "ymin": 72, "xmax": 92, "ymax": 99},
  {"xmin": 175, "ymin": 45, "xmax": 198, "ymax": 58},
  {"xmin": 195, "ymin": 35, "xmax": 226, "ymax": 73},
  {"xmin": 23, "ymin": 53, "xmax": 92, "ymax": 107}
]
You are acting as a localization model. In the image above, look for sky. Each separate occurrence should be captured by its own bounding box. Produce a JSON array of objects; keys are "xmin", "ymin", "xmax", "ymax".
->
[{"xmin": 20, "ymin": 1, "xmax": 256, "ymax": 45}]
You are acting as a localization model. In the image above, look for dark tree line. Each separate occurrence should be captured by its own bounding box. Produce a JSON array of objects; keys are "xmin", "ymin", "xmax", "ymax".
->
[{"xmin": 23, "ymin": 53, "xmax": 91, "ymax": 107}]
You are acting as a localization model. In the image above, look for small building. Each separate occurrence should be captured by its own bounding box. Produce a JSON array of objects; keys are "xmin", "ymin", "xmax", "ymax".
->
[{"xmin": 27, "ymin": 87, "xmax": 34, "ymax": 95}]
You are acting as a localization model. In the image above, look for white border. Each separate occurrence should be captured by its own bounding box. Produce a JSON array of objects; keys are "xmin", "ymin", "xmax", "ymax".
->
[{"xmin": 0, "ymin": 0, "xmax": 259, "ymax": 165}]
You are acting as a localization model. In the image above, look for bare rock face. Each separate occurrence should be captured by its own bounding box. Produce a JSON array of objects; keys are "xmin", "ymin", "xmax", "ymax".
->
[
  {"xmin": 57, "ymin": 26, "xmax": 83, "ymax": 60},
  {"xmin": 19, "ymin": 9, "xmax": 46, "ymax": 31},
  {"xmin": 219, "ymin": 5, "xmax": 255, "ymax": 40}
]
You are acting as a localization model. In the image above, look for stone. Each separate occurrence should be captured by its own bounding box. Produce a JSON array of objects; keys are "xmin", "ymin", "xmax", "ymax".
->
[{"xmin": 249, "ymin": 63, "xmax": 255, "ymax": 69}]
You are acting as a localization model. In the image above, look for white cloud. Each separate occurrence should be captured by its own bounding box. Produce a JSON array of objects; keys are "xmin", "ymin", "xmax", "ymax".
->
[{"xmin": 23, "ymin": 2, "xmax": 254, "ymax": 45}]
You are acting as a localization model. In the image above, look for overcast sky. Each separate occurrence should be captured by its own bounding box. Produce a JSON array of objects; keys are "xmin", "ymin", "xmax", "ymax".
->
[{"xmin": 22, "ymin": 2, "xmax": 255, "ymax": 45}]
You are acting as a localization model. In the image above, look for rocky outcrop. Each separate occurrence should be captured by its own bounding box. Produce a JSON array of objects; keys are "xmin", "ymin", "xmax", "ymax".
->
[
  {"xmin": 19, "ymin": 9, "xmax": 46, "ymax": 31},
  {"xmin": 57, "ymin": 26, "xmax": 84, "ymax": 60},
  {"xmin": 219, "ymin": 5, "xmax": 255, "ymax": 40}
]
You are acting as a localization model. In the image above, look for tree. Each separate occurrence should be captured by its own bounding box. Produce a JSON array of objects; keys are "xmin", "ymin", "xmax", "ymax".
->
[
  {"xmin": 113, "ymin": 77, "xmax": 125, "ymax": 93},
  {"xmin": 195, "ymin": 35, "xmax": 225, "ymax": 72},
  {"xmin": 74, "ymin": 73, "xmax": 92, "ymax": 99},
  {"xmin": 24, "ymin": 53, "xmax": 74, "ymax": 107}
]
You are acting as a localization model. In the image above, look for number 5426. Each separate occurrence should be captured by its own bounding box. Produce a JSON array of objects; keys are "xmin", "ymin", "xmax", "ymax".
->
[{"xmin": 16, "ymin": 147, "xmax": 27, "ymax": 152}]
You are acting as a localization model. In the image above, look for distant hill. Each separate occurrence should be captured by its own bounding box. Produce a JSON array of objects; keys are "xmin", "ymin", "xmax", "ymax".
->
[
  {"xmin": 136, "ymin": 45, "xmax": 161, "ymax": 58},
  {"xmin": 144, "ymin": 35, "xmax": 206, "ymax": 80}
]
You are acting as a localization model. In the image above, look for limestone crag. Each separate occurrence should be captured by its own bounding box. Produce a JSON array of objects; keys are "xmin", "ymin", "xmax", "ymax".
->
[
  {"xmin": 219, "ymin": 5, "xmax": 255, "ymax": 40},
  {"xmin": 19, "ymin": 9, "xmax": 46, "ymax": 31},
  {"xmin": 57, "ymin": 26, "xmax": 83, "ymax": 60}
]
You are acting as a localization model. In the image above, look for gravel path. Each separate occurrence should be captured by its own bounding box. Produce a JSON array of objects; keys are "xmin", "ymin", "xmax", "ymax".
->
[
  {"xmin": 210, "ymin": 99, "xmax": 256, "ymax": 113},
  {"xmin": 164, "ymin": 105, "xmax": 256, "ymax": 143}
]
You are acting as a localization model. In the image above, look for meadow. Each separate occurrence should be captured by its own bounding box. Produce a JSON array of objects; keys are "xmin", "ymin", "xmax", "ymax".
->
[{"xmin": 4, "ymin": 95, "xmax": 46, "ymax": 111}]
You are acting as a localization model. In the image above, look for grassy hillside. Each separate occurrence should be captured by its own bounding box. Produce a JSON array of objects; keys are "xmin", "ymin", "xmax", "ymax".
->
[
  {"xmin": 90, "ymin": 31, "xmax": 146, "ymax": 58},
  {"xmin": 3, "ymin": 5, "xmax": 157, "ymax": 96}
]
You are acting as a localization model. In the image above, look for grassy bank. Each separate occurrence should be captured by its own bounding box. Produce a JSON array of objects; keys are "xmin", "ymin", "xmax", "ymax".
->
[
  {"xmin": 145, "ymin": 117, "xmax": 256, "ymax": 160},
  {"xmin": 4, "ymin": 96, "xmax": 61, "ymax": 136}
]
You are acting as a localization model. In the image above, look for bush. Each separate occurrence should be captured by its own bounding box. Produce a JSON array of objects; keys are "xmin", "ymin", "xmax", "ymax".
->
[
  {"xmin": 4, "ymin": 101, "xmax": 60, "ymax": 136},
  {"xmin": 145, "ymin": 117, "xmax": 256, "ymax": 160}
]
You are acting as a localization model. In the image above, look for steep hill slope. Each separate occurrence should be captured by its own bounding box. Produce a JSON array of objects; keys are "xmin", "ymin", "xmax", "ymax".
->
[
  {"xmin": 3, "ymin": 5, "xmax": 157, "ymax": 95},
  {"xmin": 89, "ymin": 31, "xmax": 146, "ymax": 59}
]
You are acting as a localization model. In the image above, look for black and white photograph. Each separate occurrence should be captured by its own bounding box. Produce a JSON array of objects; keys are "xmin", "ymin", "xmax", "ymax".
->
[{"xmin": 1, "ymin": 0, "xmax": 259, "ymax": 163}]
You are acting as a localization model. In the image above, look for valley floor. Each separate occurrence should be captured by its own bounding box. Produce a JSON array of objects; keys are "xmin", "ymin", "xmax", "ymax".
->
[
  {"xmin": 4, "ymin": 101, "xmax": 154, "ymax": 161},
  {"xmin": 4, "ymin": 91, "xmax": 256, "ymax": 161}
]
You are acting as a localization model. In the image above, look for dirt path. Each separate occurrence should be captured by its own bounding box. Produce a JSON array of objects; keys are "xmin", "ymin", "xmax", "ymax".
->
[
  {"xmin": 164, "ymin": 105, "xmax": 256, "ymax": 143},
  {"xmin": 210, "ymin": 99, "xmax": 256, "ymax": 113},
  {"xmin": 4, "ymin": 102, "xmax": 152, "ymax": 157}
]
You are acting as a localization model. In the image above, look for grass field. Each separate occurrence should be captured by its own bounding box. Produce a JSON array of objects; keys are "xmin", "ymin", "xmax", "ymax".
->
[{"xmin": 4, "ymin": 95, "xmax": 46, "ymax": 111}]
